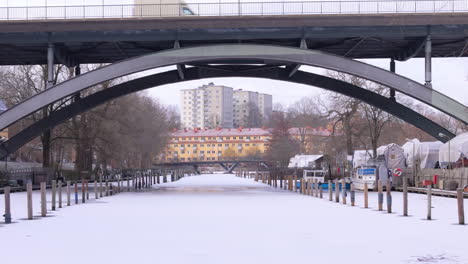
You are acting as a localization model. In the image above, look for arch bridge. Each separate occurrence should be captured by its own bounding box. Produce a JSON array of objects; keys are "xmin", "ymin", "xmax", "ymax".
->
[{"xmin": 0, "ymin": 13, "xmax": 467, "ymax": 158}]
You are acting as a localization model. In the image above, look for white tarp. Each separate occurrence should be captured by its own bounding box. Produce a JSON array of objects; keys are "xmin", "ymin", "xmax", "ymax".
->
[
  {"xmin": 377, "ymin": 143, "xmax": 406, "ymax": 169},
  {"xmin": 439, "ymin": 132, "xmax": 468, "ymax": 167},
  {"xmin": 402, "ymin": 139, "xmax": 442, "ymax": 169},
  {"xmin": 288, "ymin": 155, "xmax": 323, "ymax": 168},
  {"xmin": 352, "ymin": 150, "xmax": 373, "ymax": 168}
]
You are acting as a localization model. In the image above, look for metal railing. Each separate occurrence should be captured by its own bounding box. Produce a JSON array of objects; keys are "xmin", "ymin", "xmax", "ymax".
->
[{"xmin": 0, "ymin": 0, "xmax": 467, "ymax": 21}]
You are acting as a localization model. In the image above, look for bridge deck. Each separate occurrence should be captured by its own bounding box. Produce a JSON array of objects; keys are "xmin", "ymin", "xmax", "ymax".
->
[{"xmin": 0, "ymin": 13, "xmax": 467, "ymax": 65}]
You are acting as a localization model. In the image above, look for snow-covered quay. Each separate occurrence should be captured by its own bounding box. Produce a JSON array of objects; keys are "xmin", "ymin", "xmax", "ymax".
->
[{"xmin": 1, "ymin": 174, "xmax": 467, "ymax": 264}]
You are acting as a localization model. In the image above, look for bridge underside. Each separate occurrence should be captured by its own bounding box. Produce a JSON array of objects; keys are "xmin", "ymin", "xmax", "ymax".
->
[{"xmin": 0, "ymin": 14, "xmax": 468, "ymax": 65}]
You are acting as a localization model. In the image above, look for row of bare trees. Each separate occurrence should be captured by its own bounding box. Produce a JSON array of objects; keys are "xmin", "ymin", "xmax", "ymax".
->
[
  {"xmin": 265, "ymin": 71, "xmax": 467, "ymax": 167},
  {"xmin": 0, "ymin": 65, "xmax": 178, "ymax": 175}
]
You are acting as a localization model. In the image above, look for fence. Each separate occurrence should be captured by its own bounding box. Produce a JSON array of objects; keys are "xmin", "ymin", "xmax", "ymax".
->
[{"xmin": 0, "ymin": 0, "xmax": 467, "ymax": 21}]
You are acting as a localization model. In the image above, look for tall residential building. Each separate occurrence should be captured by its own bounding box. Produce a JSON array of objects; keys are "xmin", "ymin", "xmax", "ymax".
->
[
  {"xmin": 233, "ymin": 90, "xmax": 272, "ymax": 127},
  {"xmin": 180, "ymin": 83, "xmax": 233, "ymax": 129}
]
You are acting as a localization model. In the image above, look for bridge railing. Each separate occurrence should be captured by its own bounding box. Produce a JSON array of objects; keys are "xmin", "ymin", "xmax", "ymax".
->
[{"xmin": 0, "ymin": 0, "xmax": 467, "ymax": 21}]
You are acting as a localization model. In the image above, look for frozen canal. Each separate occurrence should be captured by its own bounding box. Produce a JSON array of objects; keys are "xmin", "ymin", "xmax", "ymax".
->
[{"xmin": 1, "ymin": 174, "xmax": 467, "ymax": 264}]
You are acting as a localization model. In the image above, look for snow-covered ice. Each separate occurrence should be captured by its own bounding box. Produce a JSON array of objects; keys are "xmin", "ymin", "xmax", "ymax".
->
[{"xmin": 1, "ymin": 174, "xmax": 467, "ymax": 264}]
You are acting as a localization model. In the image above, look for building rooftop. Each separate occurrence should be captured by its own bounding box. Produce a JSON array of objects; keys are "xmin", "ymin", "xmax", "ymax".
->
[{"xmin": 170, "ymin": 127, "xmax": 332, "ymax": 137}]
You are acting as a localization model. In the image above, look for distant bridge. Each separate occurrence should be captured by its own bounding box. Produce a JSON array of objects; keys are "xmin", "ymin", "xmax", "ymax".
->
[{"xmin": 154, "ymin": 160, "xmax": 269, "ymax": 174}]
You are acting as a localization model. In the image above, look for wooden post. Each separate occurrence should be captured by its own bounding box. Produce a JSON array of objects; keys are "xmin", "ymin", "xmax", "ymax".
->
[
  {"xmin": 86, "ymin": 180, "xmax": 89, "ymax": 200},
  {"xmin": 403, "ymin": 175, "xmax": 408, "ymax": 216},
  {"xmin": 364, "ymin": 182, "xmax": 368, "ymax": 209},
  {"xmin": 66, "ymin": 181, "xmax": 71, "ymax": 206},
  {"xmin": 457, "ymin": 188, "xmax": 465, "ymax": 225},
  {"xmin": 350, "ymin": 183, "xmax": 355, "ymax": 206},
  {"xmin": 127, "ymin": 176, "xmax": 130, "ymax": 191},
  {"xmin": 315, "ymin": 179, "xmax": 319, "ymax": 197},
  {"xmin": 319, "ymin": 184, "xmax": 323, "ymax": 199},
  {"xmin": 41, "ymin": 182, "xmax": 47, "ymax": 216},
  {"xmin": 378, "ymin": 180, "xmax": 383, "ymax": 211},
  {"xmin": 427, "ymin": 185, "xmax": 432, "ymax": 220},
  {"xmin": 95, "ymin": 180, "xmax": 98, "ymax": 199},
  {"xmin": 27, "ymin": 182, "xmax": 33, "ymax": 220},
  {"xmin": 51, "ymin": 180, "xmax": 56, "ymax": 211},
  {"xmin": 58, "ymin": 180, "xmax": 62, "ymax": 208},
  {"xmin": 105, "ymin": 180, "xmax": 109, "ymax": 196},
  {"xmin": 82, "ymin": 179, "xmax": 86, "ymax": 203},
  {"xmin": 4, "ymin": 186, "xmax": 11, "ymax": 223},
  {"xmin": 99, "ymin": 175, "xmax": 103, "ymax": 197},
  {"xmin": 386, "ymin": 181, "xmax": 392, "ymax": 214},
  {"xmin": 74, "ymin": 182, "xmax": 78, "ymax": 204},
  {"xmin": 342, "ymin": 179, "xmax": 347, "ymax": 205},
  {"xmin": 335, "ymin": 179, "xmax": 340, "ymax": 203},
  {"xmin": 328, "ymin": 180, "xmax": 332, "ymax": 201}
]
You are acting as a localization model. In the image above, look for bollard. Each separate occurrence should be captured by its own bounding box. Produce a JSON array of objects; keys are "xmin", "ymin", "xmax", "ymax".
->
[
  {"xmin": 427, "ymin": 185, "xmax": 432, "ymax": 220},
  {"xmin": 74, "ymin": 182, "xmax": 78, "ymax": 204},
  {"xmin": 386, "ymin": 181, "xmax": 392, "ymax": 214},
  {"xmin": 157, "ymin": 173, "xmax": 160, "ymax": 184},
  {"xmin": 51, "ymin": 180, "xmax": 56, "ymax": 211},
  {"xmin": 457, "ymin": 188, "xmax": 465, "ymax": 225},
  {"xmin": 342, "ymin": 179, "xmax": 347, "ymax": 205},
  {"xmin": 86, "ymin": 180, "xmax": 89, "ymax": 200},
  {"xmin": 378, "ymin": 180, "xmax": 383, "ymax": 211},
  {"xmin": 328, "ymin": 180, "xmax": 332, "ymax": 201},
  {"xmin": 66, "ymin": 181, "xmax": 71, "ymax": 206},
  {"xmin": 403, "ymin": 176, "xmax": 408, "ymax": 216},
  {"xmin": 319, "ymin": 184, "xmax": 323, "ymax": 199},
  {"xmin": 94, "ymin": 180, "xmax": 98, "ymax": 199},
  {"xmin": 350, "ymin": 183, "xmax": 355, "ymax": 207},
  {"xmin": 364, "ymin": 182, "xmax": 369, "ymax": 209},
  {"xmin": 58, "ymin": 180, "xmax": 62, "ymax": 208},
  {"xmin": 127, "ymin": 176, "xmax": 130, "ymax": 191},
  {"xmin": 335, "ymin": 180, "xmax": 340, "ymax": 203},
  {"xmin": 41, "ymin": 182, "xmax": 47, "ymax": 216},
  {"xmin": 99, "ymin": 176, "xmax": 103, "ymax": 197},
  {"xmin": 82, "ymin": 179, "xmax": 86, "ymax": 204},
  {"xmin": 105, "ymin": 180, "xmax": 109, "ymax": 196},
  {"xmin": 27, "ymin": 182, "xmax": 33, "ymax": 220},
  {"xmin": 4, "ymin": 186, "xmax": 11, "ymax": 223}
]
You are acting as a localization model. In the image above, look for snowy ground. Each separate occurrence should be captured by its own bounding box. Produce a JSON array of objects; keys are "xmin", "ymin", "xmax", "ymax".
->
[{"xmin": 1, "ymin": 174, "xmax": 467, "ymax": 264}]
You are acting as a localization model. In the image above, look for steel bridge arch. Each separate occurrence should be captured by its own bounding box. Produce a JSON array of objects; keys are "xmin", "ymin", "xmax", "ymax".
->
[
  {"xmin": 0, "ymin": 66, "xmax": 455, "ymax": 159},
  {"xmin": 0, "ymin": 44, "xmax": 466, "ymax": 132}
]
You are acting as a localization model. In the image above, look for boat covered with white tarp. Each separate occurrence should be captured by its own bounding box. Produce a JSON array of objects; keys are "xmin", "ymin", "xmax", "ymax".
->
[{"xmin": 439, "ymin": 133, "xmax": 468, "ymax": 168}]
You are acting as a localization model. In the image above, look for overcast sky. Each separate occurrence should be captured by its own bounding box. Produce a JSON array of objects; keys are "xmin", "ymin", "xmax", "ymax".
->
[{"xmin": 145, "ymin": 57, "xmax": 468, "ymax": 110}]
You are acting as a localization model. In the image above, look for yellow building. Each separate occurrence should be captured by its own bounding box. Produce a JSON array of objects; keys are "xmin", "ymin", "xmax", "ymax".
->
[
  {"xmin": 156, "ymin": 126, "xmax": 333, "ymax": 163},
  {"xmin": 157, "ymin": 127, "xmax": 271, "ymax": 162}
]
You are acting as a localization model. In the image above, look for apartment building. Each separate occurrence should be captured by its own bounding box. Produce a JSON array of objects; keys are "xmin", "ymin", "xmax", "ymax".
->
[
  {"xmin": 233, "ymin": 90, "xmax": 272, "ymax": 127},
  {"xmin": 134, "ymin": 0, "xmax": 194, "ymax": 17},
  {"xmin": 180, "ymin": 83, "xmax": 234, "ymax": 129},
  {"xmin": 155, "ymin": 126, "xmax": 333, "ymax": 163},
  {"xmin": 157, "ymin": 127, "xmax": 271, "ymax": 162}
]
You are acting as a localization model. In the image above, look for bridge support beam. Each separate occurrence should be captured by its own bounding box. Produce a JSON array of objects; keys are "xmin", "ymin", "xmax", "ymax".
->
[
  {"xmin": 227, "ymin": 162, "xmax": 239, "ymax": 174},
  {"xmin": 390, "ymin": 59, "xmax": 396, "ymax": 101},
  {"xmin": 425, "ymin": 29, "xmax": 432, "ymax": 88},
  {"xmin": 47, "ymin": 43, "xmax": 55, "ymax": 88}
]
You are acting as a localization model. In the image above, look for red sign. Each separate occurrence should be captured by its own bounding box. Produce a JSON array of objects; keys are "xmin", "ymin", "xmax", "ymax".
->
[{"xmin": 393, "ymin": 168, "xmax": 403, "ymax": 177}]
